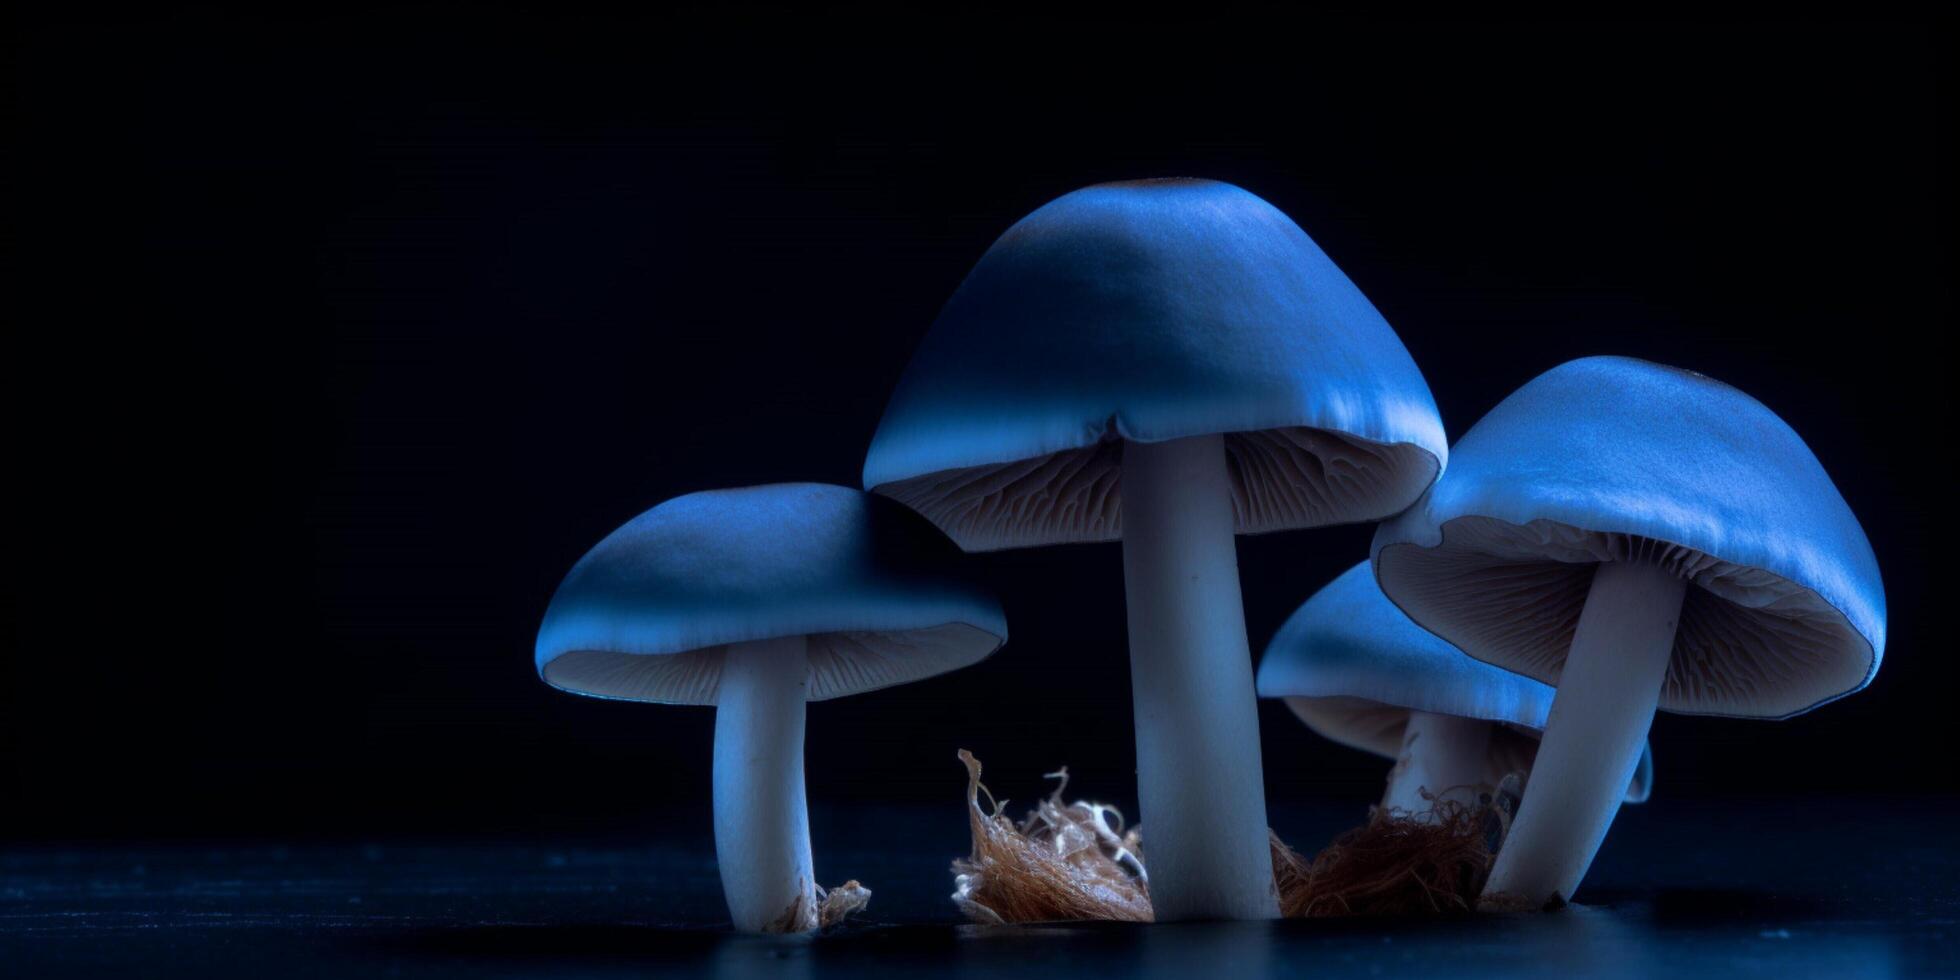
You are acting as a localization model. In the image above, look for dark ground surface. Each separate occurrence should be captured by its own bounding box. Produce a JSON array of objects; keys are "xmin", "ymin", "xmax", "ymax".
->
[{"xmin": 3, "ymin": 798, "xmax": 1954, "ymax": 978}]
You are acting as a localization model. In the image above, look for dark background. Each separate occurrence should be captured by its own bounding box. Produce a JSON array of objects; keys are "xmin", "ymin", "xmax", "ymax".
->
[{"xmin": 5, "ymin": 12, "xmax": 1950, "ymax": 841}]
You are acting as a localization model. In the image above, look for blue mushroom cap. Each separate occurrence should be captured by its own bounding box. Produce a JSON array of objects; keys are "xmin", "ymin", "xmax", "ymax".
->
[
  {"xmin": 1259, "ymin": 562, "xmax": 1555, "ymax": 727},
  {"xmin": 535, "ymin": 483, "xmax": 1008, "ymax": 704},
  {"xmin": 863, "ymin": 178, "xmax": 1447, "ymax": 551},
  {"xmin": 1258, "ymin": 561, "xmax": 1652, "ymax": 803},
  {"xmin": 1373, "ymin": 356, "xmax": 1884, "ymax": 720}
]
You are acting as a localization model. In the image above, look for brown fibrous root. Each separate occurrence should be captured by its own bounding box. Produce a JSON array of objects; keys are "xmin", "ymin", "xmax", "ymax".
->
[
  {"xmin": 952, "ymin": 750, "xmax": 1511, "ymax": 923},
  {"xmin": 1275, "ymin": 796, "xmax": 1499, "ymax": 918},
  {"xmin": 764, "ymin": 877, "xmax": 875, "ymax": 933},
  {"xmin": 951, "ymin": 749, "xmax": 1153, "ymax": 923}
]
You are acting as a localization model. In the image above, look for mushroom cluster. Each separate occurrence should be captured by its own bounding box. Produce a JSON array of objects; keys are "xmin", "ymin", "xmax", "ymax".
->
[{"xmin": 534, "ymin": 181, "xmax": 1884, "ymax": 931}]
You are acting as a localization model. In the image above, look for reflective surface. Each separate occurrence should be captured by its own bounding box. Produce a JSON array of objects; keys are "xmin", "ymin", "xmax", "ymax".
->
[{"xmin": 4, "ymin": 798, "xmax": 1953, "ymax": 977}]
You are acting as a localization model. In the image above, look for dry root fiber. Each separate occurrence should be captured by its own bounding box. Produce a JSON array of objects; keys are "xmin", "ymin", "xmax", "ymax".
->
[
  {"xmin": 765, "ymin": 878, "xmax": 874, "ymax": 933},
  {"xmin": 816, "ymin": 880, "xmax": 872, "ymax": 927},
  {"xmin": 951, "ymin": 750, "xmax": 1508, "ymax": 924},
  {"xmin": 951, "ymin": 749, "xmax": 1152, "ymax": 923},
  {"xmin": 1275, "ymin": 797, "xmax": 1498, "ymax": 918}
]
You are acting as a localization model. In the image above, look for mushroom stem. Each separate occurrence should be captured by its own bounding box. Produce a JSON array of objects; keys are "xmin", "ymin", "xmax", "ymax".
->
[
  {"xmin": 1120, "ymin": 433, "xmax": 1278, "ymax": 921},
  {"xmin": 712, "ymin": 635, "xmax": 817, "ymax": 932},
  {"xmin": 1481, "ymin": 561, "xmax": 1684, "ymax": 906},
  {"xmin": 1381, "ymin": 712, "xmax": 1492, "ymax": 819}
]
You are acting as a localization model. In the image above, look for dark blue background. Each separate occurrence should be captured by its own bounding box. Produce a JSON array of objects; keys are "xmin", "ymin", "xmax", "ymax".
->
[{"xmin": 6, "ymin": 11, "xmax": 1950, "ymax": 840}]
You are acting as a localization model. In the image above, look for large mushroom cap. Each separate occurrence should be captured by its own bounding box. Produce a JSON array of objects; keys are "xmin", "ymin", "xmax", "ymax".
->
[
  {"xmin": 1373, "ymin": 356, "xmax": 1884, "ymax": 720},
  {"xmin": 1258, "ymin": 561, "xmax": 1652, "ymax": 802},
  {"xmin": 863, "ymin": 178, "xmax": 1447, "ymax": 551},
  {"xmin": 535, "ymin": 483, "xmax": 1008, "ymax": 704}
]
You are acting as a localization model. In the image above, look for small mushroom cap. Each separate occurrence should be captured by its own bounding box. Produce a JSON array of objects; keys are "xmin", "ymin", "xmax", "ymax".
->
[
  {"xmin": 535, "ymin": 483, "xmax": 1007, "ymax": 704},
  {"xmin": 1373, "ymin": 356, "xmax": 1884, "ymax": 720},
  {"xmin": 1259, "ymin": 562, "xmax": 1554, "ymax": 726},
  {"xmin": 1259, "ymin": 562, "xmax": 1652, "ymax": 803},
  {"xmin": 863, "ymin": 178, "xmax": 1446, "ymax": 551}
]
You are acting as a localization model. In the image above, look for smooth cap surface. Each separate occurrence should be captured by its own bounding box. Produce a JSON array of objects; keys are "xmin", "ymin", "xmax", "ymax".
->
[
  {"xmin": 864, "ymin": 178, "xmax": 1447, "ymax": 551},
  {"xmin": 1373, "ymin": 356, "xmax": 1884, "ymax": 720},
  {"xmin": 536, "ymin": 483, "xmax": 1008, "ymax": 704}
]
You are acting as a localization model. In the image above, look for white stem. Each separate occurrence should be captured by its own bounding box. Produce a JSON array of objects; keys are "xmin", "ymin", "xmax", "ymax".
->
[
  {"xmin": 1381, "ymin": 712, "xmax": 1492, "ymax": 819},
  {"xmin": 1121, "ymin": 434, "xmax": 1278, "ymax": 921},
  {"xmin": 1482, "ymin": 561, "xmax": 1685, "ymax": 906},
  {"xmin": 712, "ymin": 635, "xmax": 816, "ymax": 933}
]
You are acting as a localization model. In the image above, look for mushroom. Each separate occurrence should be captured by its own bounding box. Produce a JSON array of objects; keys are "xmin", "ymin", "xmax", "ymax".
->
[
  {"xmin": 1256, "ymin": 561, "xmax": 1652, "ymax": 822},
  {"xmin": 534, "ymin": 483, "xmax": 1008, "ymax": 932},
  {"xmin": 863, "ymin": 178, "xmax": 1447, "ymax": 920},
  {"xmin": 1373, "ymin": 356, "xmax": 1884, "ymax": 907}
]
